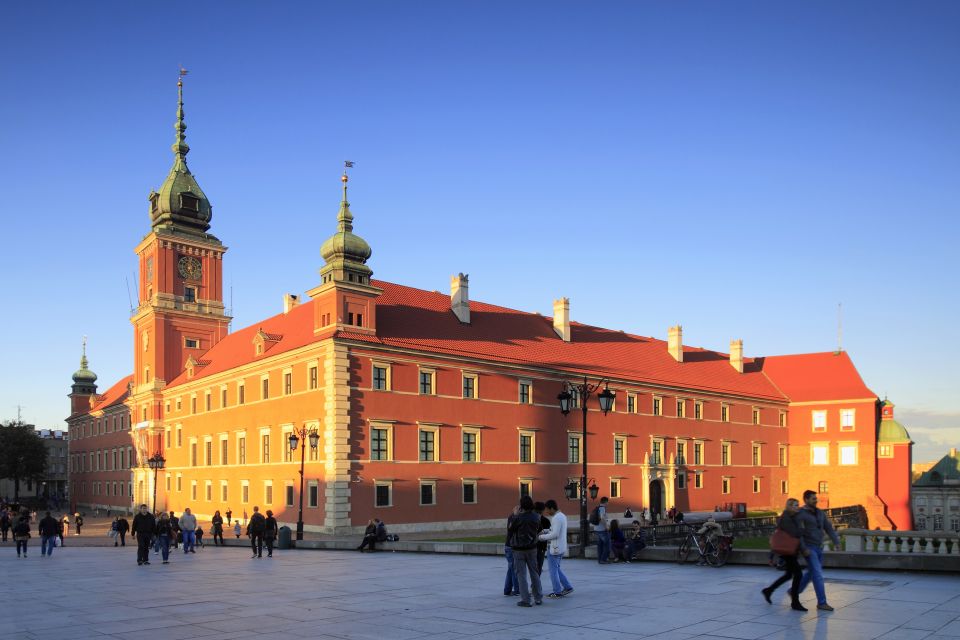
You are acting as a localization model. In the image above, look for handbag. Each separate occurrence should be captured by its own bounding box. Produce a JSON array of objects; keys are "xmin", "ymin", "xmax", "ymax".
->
[
  {"xmin": 53, "ymin": 535, "xmax": 61, "ymax": 547},
  {"xmin": 769, "ymin": 527, "xmax": 799, "ymax": 556}
]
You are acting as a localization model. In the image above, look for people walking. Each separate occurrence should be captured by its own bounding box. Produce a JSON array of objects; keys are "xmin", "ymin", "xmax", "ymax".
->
[
  {"xmin": 225, "ymin": 508, "xmax": 233, "ymax": 525},
  {"xmin": 539, "ymin": 499, "xmax": 573, "ymax": 599},
  {"xmin": 169, "ymin": 511, "xmax": 180, "ymax": 549},
  {"xmin": 74, "ymin": 513, "xmax": 83, "ymax": 535},
  {"xmin": 0, "ymin": 508, "xmax": 10, "ymax": 542},
  {"xmin": 131, "ymin": 504, "xmax": 156, "ymax": 566},
  {"xmin": 233, "ymin": 521, "xmax": 241, "ymax": 539},
  {"xmin": 38, "ymin": 511, "xmax": 59, "ymax": 557},
  {"xmin": 13, "ymin": 512, "xmax": 31, "ymax": 557},
  {"xmin": 115, "ymin": 516, "xmax": 129, "ymax": 547},
  {"xmin": 534, "ymin": 501, "xmax": 551, "ymax": 575},
  {"xmin": 795, "ymin": 490, "xmax": 841, "ymax": 611},
  {"xmin": 264, "ymin": 510, "xmax": 278, "ymax": 557},
  {"xmin": 179, "ymin": 507, "xmax": 198, "ymax": 554},
  {"xmin": 507, "ymin": 496, "xmax": 543, "ymax": 607},
  {"xmin": 60, "ymin": 514, "xmax": 70, "ymax": 539},
  {"xmin": 155, "ymin": 512, "xmax": 173, "ymax": 564},
  {"xmin": 762, "ymin": 498, "xmax": 807, "ymax": 611},
  {"xmin": 247, "ymin": 506, "xmax": 266, "ymax": 558},
  {"xmin": 503, "ymin": 506, "xmax": 520, "ymax": 597},
  {"xmin": 592, "ymin": 496, "xmax": 610, "ymax": 564},
  {"xmin": 211, "ymin": 511, "xmax": 224, "ymax": 546}
]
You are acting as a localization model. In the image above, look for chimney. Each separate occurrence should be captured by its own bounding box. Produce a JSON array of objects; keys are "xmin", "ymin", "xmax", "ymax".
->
[
  {"xmin": 283, "ymin": 293, "xmax": 300, "ymax": 314},
  {"xmin": 668, "ymin": 325, "xmax": 683, "ymax": 362},
  {"xmin": 451, "ymin": 273, "xmax": 470, "ymax": 324},
  {"xmin": 951, "ymin": 447, "xmax": 958, "ymax": 458},
  {"xmin": 730, "ymin": 339, "xmax": 744, "ymax": 373},
  {"xmin": 553, "ymin": 297, "xmax": 570, "ymax": 342}
]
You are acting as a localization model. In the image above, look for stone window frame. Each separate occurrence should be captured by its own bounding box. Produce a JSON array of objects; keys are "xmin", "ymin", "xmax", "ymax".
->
[
  {"xmin": 369, "ymin": 421, "xmax": 395, "ymax": 462},
  {"xmin": 307, "ymin": 480, "xmax": 319, "ymax": 508},
  {"xmin": 461, "ymin": 426, "xmax": 481, "ymax": 463},
  {"xmin": 721, "ymin": 476, "xmax": 731, "ymax": 495},
  {"xmin": 371, "ymin": 361, "xmax": 391, "ymax": 391},
  {"xmin": 418, "ymin": 367, "xmax": 437, "ymax": 396},
  {"xmin": 417, "ymin": 423, "xmax": 441, "ymax": 463},
  {"xmin": 567, "ymin": 432, "xmax": 581, "ymax": 464},
  {"xmin": 241, "ymin": 480, "xmax": 250, "ymax": 504},
  {"xmin": 810, "ymin": 442, "xmax": 829, "ymax": 466},
  {"xmin": 838, "ymin": 441, "xmax": 859, "ymax": 466},
  {"xmin": 461, "ymin": 371, "xmax": 479, "ymax": 400},
  {"xmin": 812, "ymin": 410, "xmax": 827, "ymax": 432},
  {"xmin": 374, "ymin": 480, "xmax": 392, "ymax": 508},
  {"xmin": 752, "ymin": 477, "xmax": 761, "ymax": 494},
  {"xmin": 518, "ymin": 379, "xmax": 533, "ymax": 405},
  {"xmin": 518, "ymin": 429, "xmax": 537, "ymax": 463},
  {"xmin": 461, "ymin": 478, "xmax": 478, "ymax": 505},
  {"xmin": 419, "ymin": 479, "xmax": 438, "ymax": 506},
  {"xmin": 614, "ymin": 435, "xmax": 627, "ymax": 465},
  {"xmin": 840, "ymin": 408, "xmax": 856, "ymax": 431},
  {"xmin": 610, "ymin": 478, "xmax": 621, "ymax": 498}
]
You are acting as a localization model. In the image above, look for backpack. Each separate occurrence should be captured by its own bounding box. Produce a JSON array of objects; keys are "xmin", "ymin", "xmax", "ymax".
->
[
  {"xmin": 375, "ymin": 522, "xmax": 387, "ymax": 542},
  {"xmin": 589, "ymin": 507, "xmax": 602, "ymax": 526},
  {"xmin": 250, "ymin": 513, "xmax": 266, "ymax": 534}
]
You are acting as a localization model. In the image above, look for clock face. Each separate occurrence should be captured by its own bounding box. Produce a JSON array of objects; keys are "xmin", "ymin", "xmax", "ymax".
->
[{"xmin": 178, "ymin": 256, "xmax": 202, "ymax": 280}]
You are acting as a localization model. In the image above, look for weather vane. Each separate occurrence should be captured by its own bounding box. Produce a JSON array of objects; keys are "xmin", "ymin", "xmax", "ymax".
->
[{"xmin": 179, "ymin": 66, "xmax": 189, "ymax": 79}]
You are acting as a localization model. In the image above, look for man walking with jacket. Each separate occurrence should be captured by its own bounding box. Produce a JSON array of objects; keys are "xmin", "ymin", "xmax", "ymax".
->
[
  {"xmin": 795, "ymin": 490, "xmax": 841, "ymax": 611},
  {"xmin": 507, "ymin": 496, "xmax": 542, "ymax": 607},
  {"xmin": 38, "ymin": 511, "xmax": 59, "ymax": 557},
  {"xmin": 179, "ymin": 507, "xmax": 198, "ymax": 554},
  {"xmin": 131, "ymin": 504, "xmax": 156, "ymax": 566},
  {"xmin": 539, "ymin": 500, "xmax": 573, "ymax": 598},
  {"xmin": 247, "ymin": 506, "xmax": 266, "ymax": 558}
]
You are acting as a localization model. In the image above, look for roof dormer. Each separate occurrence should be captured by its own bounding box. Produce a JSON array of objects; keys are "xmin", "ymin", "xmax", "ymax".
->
[{"xmin": 253, "ymin": 329, "xmax": 282, "ymax": 356}]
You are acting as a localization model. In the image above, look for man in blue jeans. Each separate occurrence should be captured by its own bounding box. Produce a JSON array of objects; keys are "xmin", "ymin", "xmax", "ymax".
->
[
  {"xmin": 593, "ymin": 496, "xmax": 610, "ymax": 564},
  {"xmin": 795, "ymin": 490, "xmax": 841, "ymax": 611},
  {"xmin": 179, "ymin": 507, "xmax": 198, "ymax": 554},
  {"xmin": 503, "ymin": 506, "xmax": 520, "ymax": 596},
  {"xmin": 38, "ymin": 511, "xmax": 60, "ymax": 557}
]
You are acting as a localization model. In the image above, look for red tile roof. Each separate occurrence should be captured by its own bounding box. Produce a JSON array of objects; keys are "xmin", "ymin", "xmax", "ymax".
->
[
  {"xmin": 169, "ymin": 281, "xmax": 791, "ymax": 400},
  {"xmin": 91, "ymin": 375, "xmax": 133, "ymax": 413},
  {"xmin": 758, "ymin": 351, "xmax": 876, "ymax": 402}
]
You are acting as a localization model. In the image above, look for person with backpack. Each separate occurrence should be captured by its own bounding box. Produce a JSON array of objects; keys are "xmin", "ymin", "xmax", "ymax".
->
[
  {"xmin": 38, "ymin": 511, "xmax": 60, "ymax": 557},
  {"xmin": 507, "ymin": 496, "xmax": 543, "ymax": 607},
  {"xmin": 591, "ymin": 496, "xmax": 610, "ymax": 564},
  {"xmin": 13, "ymin": 512, "xmax": 31, "ymax": 557},
  {"xmin": 263, "ymin": 510, "xmax": 278, "ymax": 558},
  {"xmin": 247, "ymin": 506, "xmax": 266, "ymax": 558},
  {"xmin": 539, "ymin": 499, "xmax": 573, "ymax": 599}
]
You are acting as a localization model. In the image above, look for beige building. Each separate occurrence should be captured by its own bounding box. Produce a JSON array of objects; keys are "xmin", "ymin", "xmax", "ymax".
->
[{"xmin": 912, "ymin": 447, "xmax": 960, "ymax": 532}]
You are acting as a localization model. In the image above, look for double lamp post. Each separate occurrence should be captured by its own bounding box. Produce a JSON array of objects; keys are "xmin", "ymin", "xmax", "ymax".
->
[
  {"xmin": 557, "ymin": 377, "xmax": 615, "ymax": 558},
  {"xmin": 288, "ymin": 426, "xmax": 319, "ymax": 540},
  {"xmin": 146, "ymin": 452, "xmax": 166, "ymax": 514}
]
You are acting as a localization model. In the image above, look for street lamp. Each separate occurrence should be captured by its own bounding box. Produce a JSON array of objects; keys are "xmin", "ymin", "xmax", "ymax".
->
[
  {"xmin": 146, "ymin": 452, "xmax": 165, "ymax": 515},
  {"xmin": 558, "ymin": 376, "xmax": 615, "ymax": 558},
  {"xmin": 289, "ymin": 426, "xmax": 320, "ymax": 541}
]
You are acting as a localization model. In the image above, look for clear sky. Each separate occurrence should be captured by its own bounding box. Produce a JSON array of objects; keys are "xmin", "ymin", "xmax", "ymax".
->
[{"xmin": 1, "ymin": 2, "xmax": 957, "ymax": 461}]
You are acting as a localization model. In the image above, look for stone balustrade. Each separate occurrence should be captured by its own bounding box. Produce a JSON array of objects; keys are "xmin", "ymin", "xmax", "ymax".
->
[{"xmin": 832, "ymin": 528, "xmax": 960, "ymax": 555}]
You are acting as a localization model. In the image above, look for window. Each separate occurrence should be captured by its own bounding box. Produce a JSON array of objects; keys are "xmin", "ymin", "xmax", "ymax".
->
[
  {"xmin": 261, "ymin": 377, "xmax": 269, "ymax": 400},
  {"xmin": 375, "ymin": 482, "xmax": 391, "ymax": 507},
  {"xmin": 651, "ymin": 439, "xmax": 663, "ymax": 465},
  {"xmin": 519, "ymin": 381, "xmax": 532, "ymax": 404},
  {"xmin": 371, "ymin": 426, "xmax": 391, "ymax": 461},
  {"xmin": 811, "ymin": 444, "xmax": 828, "ymax": 466},
  {"xmin": 614, "ymin": 437, "xmax": 626, "ymax": 464},
  {"xmin": 238, "ymin": 435, "xmax": 247, "ymax": 465},
  {"xmin": 652, "ymin": 396, "xmax": 662, "ymax": 416},
  {"xmin": 677, "ymin": 472, "xmax": 686, "ymax": 490},
  {"xmin": 191, "ymin": 480, "xmax": 198, "ymax": 501},
  {"xmin": 309, "ymin": 366, "xmax": 318, "ymax": 390},
  {"xmin": 610, "ymin": 479, "xmax": 621, "ymax": 498},
  {"xmin": 419, "ymin": 427, "xmax": 437, "ymax": 462},
  {"xmin": 241, "ymin": 481, "xmax": 250, "ymax": 504},
  {"xmin": 779, "ymin": 411, "xmax": 787, "ymax": 427},
  {"xmin": 220, "ymin": 437, "xmax": 228, "ymax": 465},
  {"xmin": 568, "ymin": 435, "xmax": 581, "ymax": 463},
  {"xmin": 205, "ymin": 481, "xmax": 212, "ymax": 502},
  {"xmin": 676, "ymin": 440, "xmax": 686, "ymax": 465},
  {"xmin": 839, "ymin": 443, "xmax": 858, "ymax": 466},
  {"xmin": 191, "ymin": 396, "xmax": 197, "ymax": 414},
  {"xmin": 284, "ymin": 372, "xmax": 292, "ymax": 395},
  {"xmin": 917, "ymin": 515, "xmax": 927, "ymax": 530},
  {"xmin": 695, "ymin": 401, "xmax": 703, "ymax": 420},
  {"xmin": 752, "ymin": 444, "xmax": 761, "ymax": 466},
  {"xmin": 190, "ymin": 441, "xmax": 197, "ymax": 466},
  {"xmin": 519, "ymin": 480, "xmax": 532, "ymax": 498},
  {"xmin": 261, "ymin": 433, "xmax": 270, "ymax": 463},
  {"xmin": 721, "ymin": 404, "xmax": 730, "ymax": 422},
  {"xmin": 951, "ymin": 517, "xmax": 960, "ymax": 533},
  {"xmin": 372, "ymin": 365, "xmax": 388, "ymax": 391},
  {"xmin": 627, "ymin": 394, "xmax": 636, "ymax": 414},
  {"xmin": 283, "ymin": 427, "xmax": 294, "ymax": 462},
  {"xmin": 781, "ymin": 480, "xmax": 788, "ymax": 494},
  {"xmin": 308, "ymin": 481, "xmax": 319, "ymax": 508},
  {"xmin": 722, "ymin": 477, "xmax": 731, "ymax": 494},
  {"xmin": 753, "ymin": 477, "xmax": 761, "ymax": 493},
  {"xmin": 205, "ymin": 392, "xmax": 211, "ymax": 411},
  {"xmin": 419, "ymin": 369, "xmax": 435, "ymax": 395},
  {"xmin": 176, "ymin": 398, "xmax": 182, "ymax": 412},
  {"xmin": 676, "ymin": 399, "xmax": 686, "ymax": 418},
  {"xmin": 221, "ymin": 481, "xmax": 228, "ymax": 503},
  {"xmin": 840, "ymin": 409, "xmax": 856, "ymax": 431},
  {"xmin": 812, "ymin": 411, "xmax": 827, "ymax": 431},
  {"xmin": 420, "ymin": 481, "xmax": 436, "ymax": 506},
  {"xmin": 752, "ymin": 408, "xmax": 760, "ymax": 425},
  {"xmin": 205, "ymin": 439, "xmax": 212, "ymax": 466},
  {"xmin": 462, "ymin": 373, "xmax": 477, "ymax": 399},
  {"xmin": 307, "ymin": 421, "xmax": 320, "ymax": 461},
  {"xmin": 238, "ymin": 383, "xmax": 245, "ymax": 405},
  {"xmin": 519, "ymin": 432, "xmax": 535, "ymax": 463},
  {"xmin": 285, "ymin": 485, "xmax": 294, "ymax": 507},
  {"xmin": 779, "ymin": 445, "xmax": 787, "ymax": 467},
  {"xmin": 721, "ymin": 442, "xmax": 730, "ymax": 466},
  {"xmin": 184, "ymin": 287, "xmax": 195, "ymax": 302},
  {"xmin": 221, "ymin": 387, "xmax": 227, "ymax": 408},
  {"xmin": 462, "ymin": 480, "xmax": 477, "ymax": 504},
  {"xmin": 818, "ymin": 481, "xmax": 829, "ymax": 494},
  {"xmin": 462, "ymin": 429, "xmax": 479, "ymax": 462},
  {"xmin": 694, "ymin": 441, "xmax": 703, "ymax": 465},
  {"xmin": 264, "ymin": 481, "xmax": 273, "ymax": 505},
  {"xmin": 694, "ymin": 472, "xmax": 703, "ymax": 489},
  {"xmin": 176, "ymin": 474, "xmax": 182, "ymax": 492},
  {"xmin": 878, "ymin": 444, "xmax": 893, "ymax": 458},
  {"xmin": 570, "ymin": 389, "xmax": 580, "ymax": 409}
]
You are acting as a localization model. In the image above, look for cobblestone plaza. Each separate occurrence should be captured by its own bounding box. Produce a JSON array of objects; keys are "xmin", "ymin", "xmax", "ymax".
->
[{"xmin": 5, "ymin": 546, "xmax": 960, "ymax": 640}]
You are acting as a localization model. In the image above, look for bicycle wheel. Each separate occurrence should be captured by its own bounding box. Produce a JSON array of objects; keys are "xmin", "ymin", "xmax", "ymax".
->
[
  {"xmin": 713, "ymin": 539, "xmax": 732, "ymax": 567},
  {"xmin": 703, "ymin": 541, "xmax": 721, "ymax": 566},
  {"xmin": 677, "ymin": 536, "xmax": 692, "ymax": 564}
]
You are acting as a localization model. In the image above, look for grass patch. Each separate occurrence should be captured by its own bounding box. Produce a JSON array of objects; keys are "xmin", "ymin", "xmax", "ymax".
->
[
  {"xmin": 733, "ymin": 535, "xmax": 770, "ymax": 549},
  {"xmin": 423, "ymin": 535, "xmax": 503, "ymax": 543},
  {"xmin": 746, "ymin": 510, "xmax": 778, "ymax": 518}
]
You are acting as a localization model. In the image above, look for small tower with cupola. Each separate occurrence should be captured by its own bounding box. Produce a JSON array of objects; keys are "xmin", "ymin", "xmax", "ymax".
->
[
  {"xmin": 69, "ymin": 338, "xmax": 98, "ymax": 415},
  {"xmin": 876, "ymin": 399, "xmax": 913, "ymax": 530}
]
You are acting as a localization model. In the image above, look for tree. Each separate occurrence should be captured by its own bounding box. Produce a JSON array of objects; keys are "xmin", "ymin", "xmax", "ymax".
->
[{"xmin": 0, "ymin": 420, "xmax": 48, "ymax": 502}]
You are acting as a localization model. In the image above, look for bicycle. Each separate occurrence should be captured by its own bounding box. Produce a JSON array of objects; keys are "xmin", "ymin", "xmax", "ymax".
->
[{"xmin": 677, "ymin": 524, "xmax": 733, "ymax": 567}]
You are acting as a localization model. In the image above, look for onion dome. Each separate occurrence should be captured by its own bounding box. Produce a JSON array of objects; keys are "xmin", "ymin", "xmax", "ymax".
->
[
  {"xmin": 71, "ymin": 338, "xmax": 98, "ymax": 397},
  {"xmin": 148, "ymin": 75, "xmax": 213, "ymax": 237},
  {"xmin": 878, "ymin": 399, "xmax": 911, "ymax": 443},
  {"xmin": 319, "ymin": 172, "xmax": 373, "ymax": 283}
]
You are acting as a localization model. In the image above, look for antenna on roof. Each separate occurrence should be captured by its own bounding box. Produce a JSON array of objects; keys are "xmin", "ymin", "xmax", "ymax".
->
[
  {"xmin": 125, "ymin": 276, "xmax": 134, "ymax": 314},
  {"xmin": 835, "ymin": 302, "xmax": 843, "ymax": 354},
  {"xmin": 229, "ymin": 283, "xmax": 234, "ymax": 331}
]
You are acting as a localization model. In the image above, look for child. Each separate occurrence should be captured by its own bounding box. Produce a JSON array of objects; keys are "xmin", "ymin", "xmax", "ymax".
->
[
  {"xmin": 233, "ymin": 521, "xmax": 241, "ymax": 539},
  {"xmin": 195, "ymin": 525, "xmax": 205, "ymax": 549}
]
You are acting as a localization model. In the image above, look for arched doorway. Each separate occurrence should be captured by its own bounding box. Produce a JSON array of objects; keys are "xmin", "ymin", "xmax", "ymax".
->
[{"xmin": 649, "ymin": 480, "xmax": 663, "ymax": 519}]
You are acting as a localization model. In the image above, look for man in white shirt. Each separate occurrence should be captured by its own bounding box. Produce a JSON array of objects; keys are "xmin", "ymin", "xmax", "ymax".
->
[{"xmin": 539, "ymin": 500, "xmax": 573, "ymax": 598}]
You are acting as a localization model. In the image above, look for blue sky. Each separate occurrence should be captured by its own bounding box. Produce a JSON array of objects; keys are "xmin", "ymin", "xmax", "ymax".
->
[{"xmin": 1, "ymin": 1, "xmax": 957, "ymax": 461}]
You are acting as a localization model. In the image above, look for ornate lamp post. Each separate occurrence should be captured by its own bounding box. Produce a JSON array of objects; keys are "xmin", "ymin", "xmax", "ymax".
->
[
  {"xmin": 558, "ymin": 376, "xmax": 615, "ymax": 558},
  {"xmin": 288, "ymin": 426, "xmax": 320, "ymax": 541},
  {"xmin": 146, "ymin": 452, "xmax": 165, "ymax": 514}
]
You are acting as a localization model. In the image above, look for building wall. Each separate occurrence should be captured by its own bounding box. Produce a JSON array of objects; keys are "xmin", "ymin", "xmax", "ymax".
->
[
  {"xmin": 912, "ymin": 486, "xmax": 960, "ymax": 532},
  {"xmin": 877, "ymin": 441, "xmax": 913, "ymax": 530},
  {"xmin": 68, "ymin": 405, "xmax": 135, "ymax": 513}
]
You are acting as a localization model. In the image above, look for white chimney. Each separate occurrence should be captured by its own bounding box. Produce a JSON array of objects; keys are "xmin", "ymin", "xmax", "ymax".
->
[
  {"xmin": 283, "ymin": 293, "xmax": 300, "ymax": 314},
  {"xmin": 668, "ymin": 325, "xmax": 683, "ymax": 362},
  {"xmin": 553, "ymin": 297, "xmax": 571, "ymax": 342},
  {"xmin": 451, "ymin": 273, "xmax": 470, "ymax": 324},
  {"xmin": 730, "ymin": 339, "xmax": 744, "ymax": 373}
]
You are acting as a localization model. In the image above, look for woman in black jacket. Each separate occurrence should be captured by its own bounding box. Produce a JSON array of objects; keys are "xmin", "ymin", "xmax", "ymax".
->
[
  {"xmin": 156, "ymin": 512, "xmax": 174, "ymax": 564},
  {"xmin": 762, "ymin": 498, "xmax": 808, "ymax": 611},
  {"xmin": 263, "ymin": 510, "xmax": 279, "ymax": 558},
  {"xmin": 211, "ymin": 511, "xmax": 224, "ymax": 546}
]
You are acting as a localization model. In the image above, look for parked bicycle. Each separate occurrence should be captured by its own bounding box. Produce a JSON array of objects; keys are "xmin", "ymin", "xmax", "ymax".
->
[{"xmin": 677, "ymin": 523, "xmax": 733, "ymax": 567}]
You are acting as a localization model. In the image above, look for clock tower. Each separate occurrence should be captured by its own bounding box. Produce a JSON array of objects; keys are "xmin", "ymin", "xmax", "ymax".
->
[{"xmin": 128, "ymin": 75, "xmax": 230, "ymax": 442}]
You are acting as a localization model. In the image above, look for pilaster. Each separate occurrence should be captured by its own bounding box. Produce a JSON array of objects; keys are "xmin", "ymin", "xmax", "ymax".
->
[{"xmin": 323, "ymin": 340, "xmax": 353, "ymax": 533}]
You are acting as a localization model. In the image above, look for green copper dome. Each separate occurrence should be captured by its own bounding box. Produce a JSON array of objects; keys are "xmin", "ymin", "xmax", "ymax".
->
[
  {"xmin": 72, "ymin": 355, "xmax": 97, "ymax": 384},
  {"xmin": 878, "ymin": 400, "xmax": 911, "ymax": 443},
  {"xmin": 319, "ymin": 174, "xmax": 373, "ymax": 279},
  {"xmin": 149, "ymin": 79, "xmax": 213, "ymax": 237}
]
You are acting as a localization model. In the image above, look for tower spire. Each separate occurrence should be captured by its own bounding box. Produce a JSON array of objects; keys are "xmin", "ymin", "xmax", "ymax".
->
[
  {"xmin": 339, "ymin": 161, "xmax": 355, "ymax": 233},
  {"xmin": 173, "ymin": 67, "xmax": 190, "ymax": 171},
  {"xmin": 80, "ymin": 335, "xmax": 88, "ymax": 369}
]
